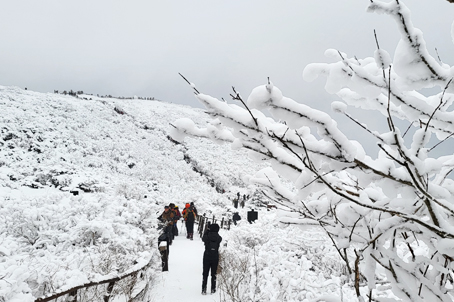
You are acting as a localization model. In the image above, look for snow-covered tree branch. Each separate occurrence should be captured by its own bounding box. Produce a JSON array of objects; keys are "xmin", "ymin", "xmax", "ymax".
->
[{"xmin": 171, "ymin": 1, "xmax": 454, "ymax": 301}]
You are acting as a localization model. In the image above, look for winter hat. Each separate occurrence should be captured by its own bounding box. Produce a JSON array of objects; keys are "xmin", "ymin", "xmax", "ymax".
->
[
  {"xmin": 185, "ymin": 203, "xmax": 190, "ymax": 208},
  {"xmin": 210, "ymin": 223, "xmax": 220, "ymax": 233}
]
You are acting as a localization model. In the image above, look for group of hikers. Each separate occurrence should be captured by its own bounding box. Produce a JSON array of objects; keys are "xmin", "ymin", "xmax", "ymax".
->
[
  {"xmin": 158, "ymin": 202, "xmax": 223, "ymax": 295},
  {"xmin": 158, "ymin": 202, "xmax": 197, "ymax": 241}
]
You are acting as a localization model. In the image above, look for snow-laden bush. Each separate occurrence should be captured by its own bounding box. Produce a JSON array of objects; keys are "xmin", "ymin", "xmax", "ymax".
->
[
  {"xmin": 219, "ymin": 215, "xmax": 357, "ymax": 302},
  {"xmin": 0, "ymin": 190, "xmax": 159, "ymax": 302}
]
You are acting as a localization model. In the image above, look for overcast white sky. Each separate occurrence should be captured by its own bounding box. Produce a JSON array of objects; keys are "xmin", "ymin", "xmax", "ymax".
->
[{"xmin": 0, "ymin": 0, "xmax": 453, "ymax": 111}]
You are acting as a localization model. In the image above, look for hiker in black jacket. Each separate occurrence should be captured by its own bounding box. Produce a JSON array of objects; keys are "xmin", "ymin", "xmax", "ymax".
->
[{"xmin": 201, "ymin": 222, "xmax": 222, "ymax": 295}]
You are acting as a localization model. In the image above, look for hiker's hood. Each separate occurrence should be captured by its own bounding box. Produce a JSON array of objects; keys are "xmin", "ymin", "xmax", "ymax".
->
[
  {"xmin": 207, "ymin": 232, "xmax": 219, "ymax": 241},
  {"xmin": 210, "ymin": 223, "xmax": 220, "ymax": 233}
]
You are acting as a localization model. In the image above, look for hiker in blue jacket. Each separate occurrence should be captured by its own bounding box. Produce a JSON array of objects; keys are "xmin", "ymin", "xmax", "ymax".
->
[{"xmin": 201, "ymin": 222, "xmax": 222, "ymax": 295}]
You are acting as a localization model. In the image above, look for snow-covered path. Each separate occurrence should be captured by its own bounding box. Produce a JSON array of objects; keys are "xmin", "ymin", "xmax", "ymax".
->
[{"xmin": 150, "ymin": 224, "xmax": 220, "ymax": 302}]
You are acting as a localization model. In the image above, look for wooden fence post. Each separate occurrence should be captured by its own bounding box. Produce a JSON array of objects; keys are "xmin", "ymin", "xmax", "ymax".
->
[
  {"xmin": 198, "ymin": 216, "xmax": 203, "ymax": 237},
  {"xmin": 198, "ymin": 214, "xmax": 205, "ymax": 237},
  {"xmin": 197, "ymin": 215, "xmax": 204, "ymax": 235},
  {"xmin": 67, "ymin": 290, "xmax": 77, "ymax": 302},
  {"xmin": 202, "ymin": 220, "xmax": 208, "ymax": 237},
  {"xmin": 159, "ymin": 240, "xmax": 169, "ymax": 272},
  {"xmin": 103, "ymin": 281, "xmax": 116, "ymax": 302}
]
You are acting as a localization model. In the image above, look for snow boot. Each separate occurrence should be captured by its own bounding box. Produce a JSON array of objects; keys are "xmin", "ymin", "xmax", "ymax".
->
[
  {"xmin": 211, "ymin": 278, "xmax": 216, "ymax": 293},
  {"xmin": 202, "ymin": 278, "xmax": 208, "ymax": 295}
]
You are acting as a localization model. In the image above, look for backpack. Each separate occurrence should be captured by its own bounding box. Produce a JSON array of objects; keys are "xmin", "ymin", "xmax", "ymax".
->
[
  {"xmin": 209, "ymin": 239, "xmax": 220, "ymax": 253},
  {"xmin": 206, "ymin": 233, "xmax": 221, "ymax": 255},
  {"xmin": 185, "ymin": 208, "xmax": 194, "ymax": 221}
]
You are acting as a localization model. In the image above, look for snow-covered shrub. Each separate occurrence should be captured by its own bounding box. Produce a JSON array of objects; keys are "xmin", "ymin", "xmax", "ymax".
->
[
  {"xmin": 0, "ymin": 191, "xmax": 159, "ymax": 302},
  {"xmin": 34, "ymin": 168, "xmax": 73, "ymax": 188},
  {"xmin": 115, "ymin": 182, "xmax": 147, "ymax": 200},
  {"xmin": 219, "ymin": 215, "xmax": 356, "ymax": 302},
  {"xmin": 218, "ymin": 248, "xmax": 252, "ymax": 302}
]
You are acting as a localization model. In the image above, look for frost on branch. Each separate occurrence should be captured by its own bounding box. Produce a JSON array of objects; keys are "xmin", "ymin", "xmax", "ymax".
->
[{"xmin": 172, "ymin": 0, "xmax": 454, "ymax": 301}]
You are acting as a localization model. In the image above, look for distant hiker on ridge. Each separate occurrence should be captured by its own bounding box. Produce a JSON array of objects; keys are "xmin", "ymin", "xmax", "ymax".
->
[{"xmin": 232, "ymin": 212, "xmax": 241, "ymax": 226}]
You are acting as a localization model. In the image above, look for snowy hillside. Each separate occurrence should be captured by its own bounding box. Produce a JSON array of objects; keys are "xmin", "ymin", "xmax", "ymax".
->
[
  {"xmin": 0, "ymin": 86, "xmax": 261, "ymax": 201},
  {"xmin": 0, "ymin": 85, "xmax": 367, "ymax": 302},
  {"xmin": 0, "ymin": 86, "xmax": 265, "ymax": 301}
]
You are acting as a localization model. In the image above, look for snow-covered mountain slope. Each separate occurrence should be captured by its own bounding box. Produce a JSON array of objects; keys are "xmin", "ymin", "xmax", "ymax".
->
[
  {"xmin": 0, "ymin": 86, "xmax": 264, "ymax": 301},
  {"xmin": 0, "ymin": 86, "xmax": 261, "ymax": 203},
  {"xmin": 0, "ymin": 86, "xmax": 364, "ymax": 302}
]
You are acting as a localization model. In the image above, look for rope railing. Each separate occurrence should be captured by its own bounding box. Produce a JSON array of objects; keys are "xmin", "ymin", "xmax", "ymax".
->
[{"xmin": 34, "ymin": 255, "xmax": 154, "ymax": 302}]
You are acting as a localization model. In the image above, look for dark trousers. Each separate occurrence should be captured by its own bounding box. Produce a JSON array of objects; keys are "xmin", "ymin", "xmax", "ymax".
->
[
  {"xmin": 186, "ymin": 221, "xmax": 194, "ymax": 234},
  {"xmin": 202, "ymin": 257, "xmax": 219, "ymax": 291},
  {"xmin": 165, "ymin": 225, "xmax": 173, "ymax": 243}
]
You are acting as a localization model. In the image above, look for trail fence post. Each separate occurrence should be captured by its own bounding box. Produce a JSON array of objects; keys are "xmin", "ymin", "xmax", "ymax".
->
[
  {"xmin": 103, "ymin": 281, "xmax": 116, "ymax": 302},
  {"xmin": 203, "ymin": 220, "xmax": 209, "ymax": 236},
  {"xmin": 68, "ymin": 290, "xmax": 77, "ymax": 302},
  {"xmin": 159, "ymin": 240, "xmax": 169, "ymax": 271},
  {"xmin": 199, "ymin": 215, "xmax": 206, "ymax": 238}
]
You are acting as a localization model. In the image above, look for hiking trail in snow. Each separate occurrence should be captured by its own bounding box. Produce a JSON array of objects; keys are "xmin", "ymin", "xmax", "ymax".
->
[{"xmin": 150, "ymin": 224, "xmax": 220, "ymax": 302}]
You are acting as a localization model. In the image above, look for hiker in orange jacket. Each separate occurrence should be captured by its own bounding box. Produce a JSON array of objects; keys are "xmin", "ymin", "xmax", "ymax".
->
[
  {"xmin": 182, "ymin": 203, "xmax": 189, "ymax": 217},
  {"xmin": 183, "ymin": 203, "xmax": 196, "ymax": 240}
]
